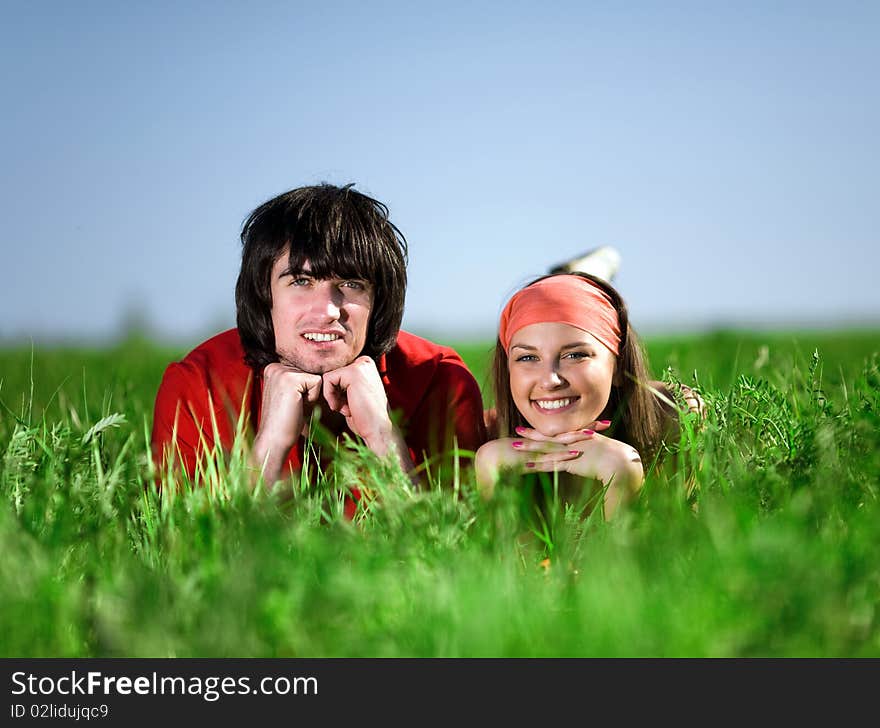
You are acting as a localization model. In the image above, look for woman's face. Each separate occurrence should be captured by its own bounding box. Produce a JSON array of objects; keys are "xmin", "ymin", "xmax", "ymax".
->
[{"xmin": 508, "ymin": 322, "xmax": 617, "ymax": 436}]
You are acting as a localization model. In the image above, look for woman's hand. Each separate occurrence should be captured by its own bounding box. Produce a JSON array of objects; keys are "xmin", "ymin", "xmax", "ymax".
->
[
  {"xmin": 518, "ymin": 426, "xmax": 643, "ymax": 518},
  {"xmin": 474, "ymin": 419, "xmax": 610, "ymax": 498},
  {"xmin": 477, "ymin": 420, "xmax": 644, "ymax": 518},
  {"xmin": 475, "ymin": 437, "xmax": 578, "ymax": 498}
]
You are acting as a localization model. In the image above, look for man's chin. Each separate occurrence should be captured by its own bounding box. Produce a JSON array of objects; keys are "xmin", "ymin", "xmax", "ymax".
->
[{"xmin": 278, "ymin": 352, "xmax": 354, "ymax": 375}]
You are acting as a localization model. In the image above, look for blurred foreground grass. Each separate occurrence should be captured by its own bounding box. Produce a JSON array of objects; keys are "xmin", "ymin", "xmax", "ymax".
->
[{"xmin": 1, "ymin": 328, "xmax": 878, "ymax": 656}]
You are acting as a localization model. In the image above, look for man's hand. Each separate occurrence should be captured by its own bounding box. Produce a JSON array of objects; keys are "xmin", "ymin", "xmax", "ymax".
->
[
  {"xmin": 251, "ymin": 363, "xmax": 322, "ymax": 485},
  {"xmin": 321, "ymin": 356, "xmax": 393, "ymax": 447},
  {"xmin": 322, "ymin": 356, "xmax": 416, "ymax": 475}
]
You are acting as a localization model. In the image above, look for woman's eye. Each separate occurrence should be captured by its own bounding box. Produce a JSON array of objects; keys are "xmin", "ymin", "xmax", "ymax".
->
[
  {"xmin": 515, "ymin": 354, "xmax": 538, "ymax": 363},
  {"xmin": 563, "ymin": 351, "xmax": 590, "ymax": 360}
]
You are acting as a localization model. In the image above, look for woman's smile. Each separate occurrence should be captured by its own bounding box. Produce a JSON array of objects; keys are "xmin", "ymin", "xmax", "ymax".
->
[{"xmin": 531, "ymin": 396, "xmax": 580, "ymax": 413}]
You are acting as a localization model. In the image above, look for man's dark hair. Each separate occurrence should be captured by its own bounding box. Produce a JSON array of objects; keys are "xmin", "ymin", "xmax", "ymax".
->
[{"xmin": 235, "ymin": 183, "xmax": 408, "ymax": 368}]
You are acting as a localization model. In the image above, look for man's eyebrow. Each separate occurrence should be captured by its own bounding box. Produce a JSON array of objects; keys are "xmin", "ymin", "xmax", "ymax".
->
[
  {"xmin": 278, "ymin": 268, "xmax": 313, "ymax": 279},
  {"xmin": 277, "ymin": 269, "xmax": 373, "ymax": 286}
]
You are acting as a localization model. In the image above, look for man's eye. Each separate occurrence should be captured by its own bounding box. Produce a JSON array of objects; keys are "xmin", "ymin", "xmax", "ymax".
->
[
  {"xmin": 291, "ymin": 277, "xmax": 312, "ymax": 286},
  {"xmin": 341, "ymin": 280, "xmax": 366, "ymax": 291}
]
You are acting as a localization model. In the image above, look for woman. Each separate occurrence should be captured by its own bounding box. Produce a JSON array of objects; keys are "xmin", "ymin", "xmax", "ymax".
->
[{"xmin": 475, "ymin": 272, "xmax": 697, "ymax": 519}]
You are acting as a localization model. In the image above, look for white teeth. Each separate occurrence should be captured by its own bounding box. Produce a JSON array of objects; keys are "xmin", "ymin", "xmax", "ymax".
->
[
  {"xmin": 303, "ymin": 333, "xmax": 341, "ymax": 342},
  {"xmin": 534, "ymin": 398, "xmax": 572, "ymax": 410}
]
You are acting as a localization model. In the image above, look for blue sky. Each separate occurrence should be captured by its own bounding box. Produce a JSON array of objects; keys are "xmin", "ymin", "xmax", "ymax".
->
[{"xmin": 3, "ymin": 1, "xmax": 878, "ymax": 344}]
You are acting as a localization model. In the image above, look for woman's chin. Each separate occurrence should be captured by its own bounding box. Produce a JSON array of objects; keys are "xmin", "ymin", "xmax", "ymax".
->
[
  {"xmin": 525, "ymin": 410, "xmax": 602, "ymax": 437},
  {"xmin": 543, "ymin": 425, "xmax": 570, "ymax": 437},
  {"xmin": 525, "ymin": 418, "xmax": 575, "ymax": 437}
]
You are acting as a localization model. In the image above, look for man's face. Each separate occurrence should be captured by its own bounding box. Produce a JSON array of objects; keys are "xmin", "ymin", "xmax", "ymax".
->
[{"xmin": 269, "ymin": 254, "xmax": 374, "ymax": 374}]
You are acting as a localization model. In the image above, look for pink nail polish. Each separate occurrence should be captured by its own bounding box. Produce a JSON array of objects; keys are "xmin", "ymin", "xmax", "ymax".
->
[
  {"xmin": 512, "ymin": 441, "xmax": 523, "ymax": 448},
  {"xmin": 515, "ymin": 426, "xmax": 526, "ymax": 434},
  {"xmin": 599, "ymin": 420, "xmax": 611, "ymax": 425},
  {"xmin": 582, "ymin": 429, "xmax": 595, "ymax": 435},
  {"xmin": 569, "ymin": 450, "xmax": 580, "ymax": 455}
]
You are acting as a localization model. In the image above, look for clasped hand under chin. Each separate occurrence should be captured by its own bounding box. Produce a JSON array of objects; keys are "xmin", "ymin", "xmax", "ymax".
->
[
  {"xmin": 252, "ymin": 356, "xmax": 403, "ymax": 483},
  {"xmin": 475, "ymin": 420, "xmax": 644, "ymax": 516}
]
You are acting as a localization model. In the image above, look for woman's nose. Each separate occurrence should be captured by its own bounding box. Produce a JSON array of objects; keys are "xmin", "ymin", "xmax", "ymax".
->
[{"xmin": 539, "ymin": 365, "xmax": 566, "ymax": 388}]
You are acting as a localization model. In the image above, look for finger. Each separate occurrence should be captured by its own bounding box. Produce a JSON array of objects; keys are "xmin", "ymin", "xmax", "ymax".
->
[
  {"xmin": 322, "ymin": 376, "xmax": 346, "ymax": 413},
  {"xmin": 524, "ymin": 451, "xmax": 583, "ymax": 471},
  {"xmin": 305, "ymin": 382, "xmax": 323, "ymax": 403},
  {"xmin": 514, "ymin": 423, "xmax": 606, "ymax": 442},
  {"xmin": 513, "ymin": 426, "xmax": 575, "ymax": 443},
  {"xmin": 541, "ymin": 430, "xmax": 599, "ymax": 445},
  {"xmin": 302, "ymin": 375, "xmax": 323, "ymax": 402},
  {"xmin": 511, "ymin": 439, "xmax": 579, "ymax": 453},
  {"xmin": 526, "ymin": 450, "xmax": 583, "ymax": 465}
]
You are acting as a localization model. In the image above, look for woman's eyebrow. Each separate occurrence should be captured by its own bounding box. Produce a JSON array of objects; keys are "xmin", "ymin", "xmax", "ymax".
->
[{"xmin": 511, "ymin": 341, "xmax": 593, "ymax": 351}]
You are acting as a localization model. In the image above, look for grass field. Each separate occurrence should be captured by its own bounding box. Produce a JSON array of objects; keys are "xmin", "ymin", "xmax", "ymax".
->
[{"xmin": 1, "ymin": 328, "xmax": 879, "ymax": 656}]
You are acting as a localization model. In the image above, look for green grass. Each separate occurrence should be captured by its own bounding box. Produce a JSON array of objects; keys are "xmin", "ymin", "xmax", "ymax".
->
[{"xmin": 1, "ymin": 328, "xmax": 879, "ymax": 656}]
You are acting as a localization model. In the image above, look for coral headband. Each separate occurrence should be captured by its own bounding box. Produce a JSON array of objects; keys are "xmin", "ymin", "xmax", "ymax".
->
[{"xmin": 499, "ymin": 275, "xmax": 621, "ymax": 356}]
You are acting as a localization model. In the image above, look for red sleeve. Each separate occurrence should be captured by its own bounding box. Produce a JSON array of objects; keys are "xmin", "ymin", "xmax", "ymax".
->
[
  {"xmin": 405, "ymin": 356, "xmax": 487, "ymax": 469},
  {"xmin": 441, "ymin": 357, "xmax": 488, "ymax": 454},
  {"xmin": 150, "ymin": 361, "xmax": 215, "ymax": 483}
]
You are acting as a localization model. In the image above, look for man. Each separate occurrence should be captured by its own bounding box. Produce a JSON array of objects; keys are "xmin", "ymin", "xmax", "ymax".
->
[{"xmin": 151, "ymin": 184, "xmax": 488, "ymax": 508}]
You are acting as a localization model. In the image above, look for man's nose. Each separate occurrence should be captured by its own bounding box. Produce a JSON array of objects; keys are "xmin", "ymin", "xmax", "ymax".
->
[{"xmin": 312, "ymin": 283, "xmax": 343, "ymax": 319}]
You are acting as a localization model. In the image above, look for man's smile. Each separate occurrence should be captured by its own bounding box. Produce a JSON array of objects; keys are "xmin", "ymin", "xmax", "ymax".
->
[{"xmin": 302, "ymin": 331, "xmax": 344, "ymax": 343}]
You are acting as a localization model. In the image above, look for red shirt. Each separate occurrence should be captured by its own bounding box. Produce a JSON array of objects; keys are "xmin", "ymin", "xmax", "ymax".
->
[{"xmin": 150, "ymin": 329, "xmax": 487, "ymax": 506}]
